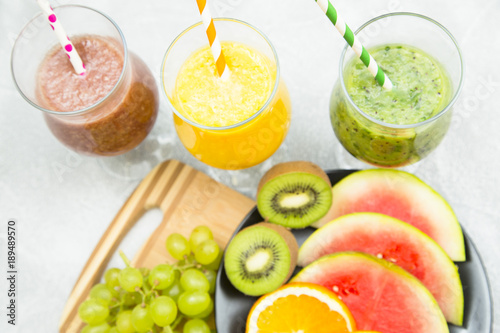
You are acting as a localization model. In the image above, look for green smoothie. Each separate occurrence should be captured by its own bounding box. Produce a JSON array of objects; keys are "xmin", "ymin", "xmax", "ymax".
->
[{"xmin": 331, "ymin": 44, "xmax": 453, "ymax": 167}]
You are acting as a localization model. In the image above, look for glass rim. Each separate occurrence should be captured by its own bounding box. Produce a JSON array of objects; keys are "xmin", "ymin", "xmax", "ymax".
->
[
  {"xmin": 339, "ymin": 12, "xmax": 465, "ymax": 129},
  {"xmin": 161, "ymin": 18, "xmax": 280, "ymax": 131},
  {"xmin": 10, "ymin": 4, "xmax": 128, "ymax": 116}
]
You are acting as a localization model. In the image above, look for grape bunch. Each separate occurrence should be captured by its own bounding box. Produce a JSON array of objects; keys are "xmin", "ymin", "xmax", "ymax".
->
[{"xmin": 78, "ymin": 226, "xmax": 222, "ymax": 333}]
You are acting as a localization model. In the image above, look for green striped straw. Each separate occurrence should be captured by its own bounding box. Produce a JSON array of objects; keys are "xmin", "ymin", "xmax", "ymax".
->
[{"xmin": 315, "ymin": 0, "xmax": 393, "ymax": 90}]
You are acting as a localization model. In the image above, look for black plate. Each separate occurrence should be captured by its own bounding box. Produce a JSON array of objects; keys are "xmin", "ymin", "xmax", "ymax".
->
[{"xmin": 215, "ymin": 170, "xmax": 493, "ymax": 333}]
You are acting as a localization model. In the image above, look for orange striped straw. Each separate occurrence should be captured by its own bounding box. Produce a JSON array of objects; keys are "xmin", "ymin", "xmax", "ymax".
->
[{"xmin": 195, "ymin": 0, "xmax": 230, "ymax": 78}]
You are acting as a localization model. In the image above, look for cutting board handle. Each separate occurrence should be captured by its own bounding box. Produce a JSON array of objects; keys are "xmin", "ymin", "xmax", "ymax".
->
[
  {"xmin": 59, "ymin": 161, "xmax": 165, "ymax": 332},
  {"xmin": 59, "ymin": 160, "xmax": 255, "ymax": 332}
]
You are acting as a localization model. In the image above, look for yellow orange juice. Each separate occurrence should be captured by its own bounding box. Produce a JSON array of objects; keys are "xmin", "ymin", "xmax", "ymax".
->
[{"xmin": 163, "ymin": 20, "xmax": 291, "ymax": 170}]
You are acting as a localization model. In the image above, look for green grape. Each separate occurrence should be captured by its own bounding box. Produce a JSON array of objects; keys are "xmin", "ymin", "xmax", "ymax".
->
[
  {"xmin": 81, "ymin": 322, "xmax": 111, "ymax": 333},
  {"xmin": 122, "ymin": 291, "xmax": 142, "ymax": 306},
  {"xmin": 192, "ymin": 298, "xmax": 213, "ymax": 319},
  {"xmin": 162, "ymin": 327, "xmax": 180, "ymax": 333},
  {"xmin": 78, "ymin": 299, "xmax": 109, "ymax": 325},
  {"xmin": 166, "ymin": 233, "xmax": 191, "ymax": 260},
  {"xmin": 202, "ymin": 270, "xmax": 217, "ymax": 295},
  {"xmin": 180, "ymin": 269, "xmax": 210, "ymax": 292},
  {"xmin": 150, "ymin": 296, "xmax": 177, "ymax": 327},
  {"xmin": 108, "ymin": 327, "xmax": 118, "ymax": 333},
  {"xmin": 202, "ymin": 249, "xmax": 223, "ymax": 271},
  {"xmin": 132, "ymin": 304, "xmax": 154, "ymax": 333},
  {"xmin": 189, "ymin": 226, "xmax": 213, "ymax": 250},
  {"xmin": 89, "ymin": 284, "xmax": 113, "ymax": 304},
  {"xmin": 194, "ymin": 240, "xmax": 220, "ymax": 265},
  {"xmin": 104, "ymin": 268, "xmax": 121, "ymax": 294},
  {"xmin": 183, "ymin": 319, "xmax": 210, "ymax": 333},
  {"xmin": 148, "ymin": 264, "xmax": 175, "ymax": 290},
  {"xmin": 162, "ymin": 277, "xmax": 183, "ymax": 303},
  {"xmin": 177, "ymin": 290, "xmax": 211, "ymax": 317},
  {"xmin": 116, "ymin": 310, "xmax": 135, "ymax": 333},
  {"xmin": 119, "ymin": 267, "xmax": 143, "ymax": 292}
]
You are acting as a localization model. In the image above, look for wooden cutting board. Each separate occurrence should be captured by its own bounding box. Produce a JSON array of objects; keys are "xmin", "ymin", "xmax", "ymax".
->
[{"xmin": 59, "ymin": 159, "xmax": 256, "ymax": 333}]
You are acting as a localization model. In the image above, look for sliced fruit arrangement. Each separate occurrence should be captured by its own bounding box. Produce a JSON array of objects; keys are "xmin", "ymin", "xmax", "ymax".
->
[
  {"xmin": 246, "ymin": 282, "xmax": 357, "ymax": 333},
  {"xmin": 298, "ymin": 212, "xmax": 464, "ymax": 325},
  {"xmin": 78, "ymin": 225, "xmax": 221, "ymax": 333},
  {"xmin": 257, "ymin": 161, "xmax": 332, "ymax": 228},
  {"xmin": 292, "ymin": 252, "xmax": 449, "ymax": 333},
  {"xmin": 220, "ymin": 164, "xmax": 467, "ymax": 333},
  {"xmin": 312, "ymin": 169, "xmax": 465, "ymax": 262},
  {"xmin": 224, "ymin": 222, "xmax": 298, "ymax": 296}
]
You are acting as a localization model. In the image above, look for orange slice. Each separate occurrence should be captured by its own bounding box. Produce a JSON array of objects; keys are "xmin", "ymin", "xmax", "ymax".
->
[{"xmin": 246, "ymin": 282, "xmax": 357, "ymax": 333}]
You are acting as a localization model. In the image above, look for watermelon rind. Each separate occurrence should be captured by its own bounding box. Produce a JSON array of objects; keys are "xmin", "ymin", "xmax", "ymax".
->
[
  {"xmin": 312, "ymin": 169, "xmax": 465, "ymax": 262},
  {"xmin": 298, "ymin": 212, "xmax": 464, "ymax": 326},
  {"xmin": 292, "ymin": 252, "xmax": 449, "ymax": 333}
]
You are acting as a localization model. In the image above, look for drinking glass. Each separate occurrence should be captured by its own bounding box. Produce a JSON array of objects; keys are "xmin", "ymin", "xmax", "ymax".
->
[
  {"xmin": 11, "ymin": 5, "xmax": 159, "ymax": 156},
  {"xmin": 162, "ymin": 18, "xmax": 291, "ymax": 170},
  {"xmin": 330, "ymin": 13, "xmax": 464, "ymax": 167}
]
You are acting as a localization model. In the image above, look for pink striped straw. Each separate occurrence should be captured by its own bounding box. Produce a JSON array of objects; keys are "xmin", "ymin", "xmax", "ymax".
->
[{"xmin": 36, "ymin": 0, "xmax": 86, "ymax": 75}]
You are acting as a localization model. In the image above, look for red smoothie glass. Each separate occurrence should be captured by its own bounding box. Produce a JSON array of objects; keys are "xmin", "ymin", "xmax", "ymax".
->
[{"xmin": 11, "ymin": 5, "xmax": 159, "ymax": 156}]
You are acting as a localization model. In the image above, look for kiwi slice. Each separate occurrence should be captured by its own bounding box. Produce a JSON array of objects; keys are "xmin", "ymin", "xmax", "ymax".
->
[
  {"xmin": 224, "ymin": 222, "xmax": 298, "ymax": 296},
  {"xmin": 257, "ymin": 161, "xmax": 332, "ymax": 228}
]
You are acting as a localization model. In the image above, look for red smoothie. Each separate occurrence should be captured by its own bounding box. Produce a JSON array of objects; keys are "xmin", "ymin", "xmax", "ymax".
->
[{"xmin": 37, "ymin": 35, "xmax": 158, "ymax": 156}]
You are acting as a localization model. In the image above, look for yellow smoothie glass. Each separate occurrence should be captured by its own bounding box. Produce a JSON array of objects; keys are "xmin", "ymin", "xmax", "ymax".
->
[{"xmin": 162, "ymin": 19, "xmax": 291, "ymax": 170}]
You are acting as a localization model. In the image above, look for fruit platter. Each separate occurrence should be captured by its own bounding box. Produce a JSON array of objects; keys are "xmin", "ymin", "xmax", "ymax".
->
[{"xmin": 216, "ymin": 169, "xmax": 493, "ymax": 333}]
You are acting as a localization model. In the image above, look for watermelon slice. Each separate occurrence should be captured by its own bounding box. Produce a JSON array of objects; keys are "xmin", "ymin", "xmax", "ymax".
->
[
  {"xmin": 312, "ymin": 169, "xmax": 465, "ymax": 262},
  {"xmin": 292, "ymin": 252, "xmax": 449, "ymax": 333},
  {"xmin": 299, "ymin": 213, "xmax": 463, "ymax": 325}
]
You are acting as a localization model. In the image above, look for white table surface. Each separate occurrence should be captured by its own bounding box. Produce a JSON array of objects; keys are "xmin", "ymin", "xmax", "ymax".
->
[{"xmin": 1, "ymin": 0, "xmax": 498, "ymax": 332}]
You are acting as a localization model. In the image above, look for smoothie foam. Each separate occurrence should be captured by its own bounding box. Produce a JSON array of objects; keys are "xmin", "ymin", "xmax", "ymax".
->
[
  {"xmin": 172, "ymin": 41, "xmax": 275, "ymax": 127},
  {"xmin": 37, "ymin": 35, "xmax": 123, "ymax": 112},
  {"xmin": 345, "ymin": 44, "xmax": 450, "ymax": 125}
]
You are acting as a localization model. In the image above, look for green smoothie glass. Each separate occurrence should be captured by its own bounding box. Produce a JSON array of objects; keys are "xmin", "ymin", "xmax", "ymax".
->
[{"xmin": 330, "ymin": 13, "xmax": 464, "ymax": 167}]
